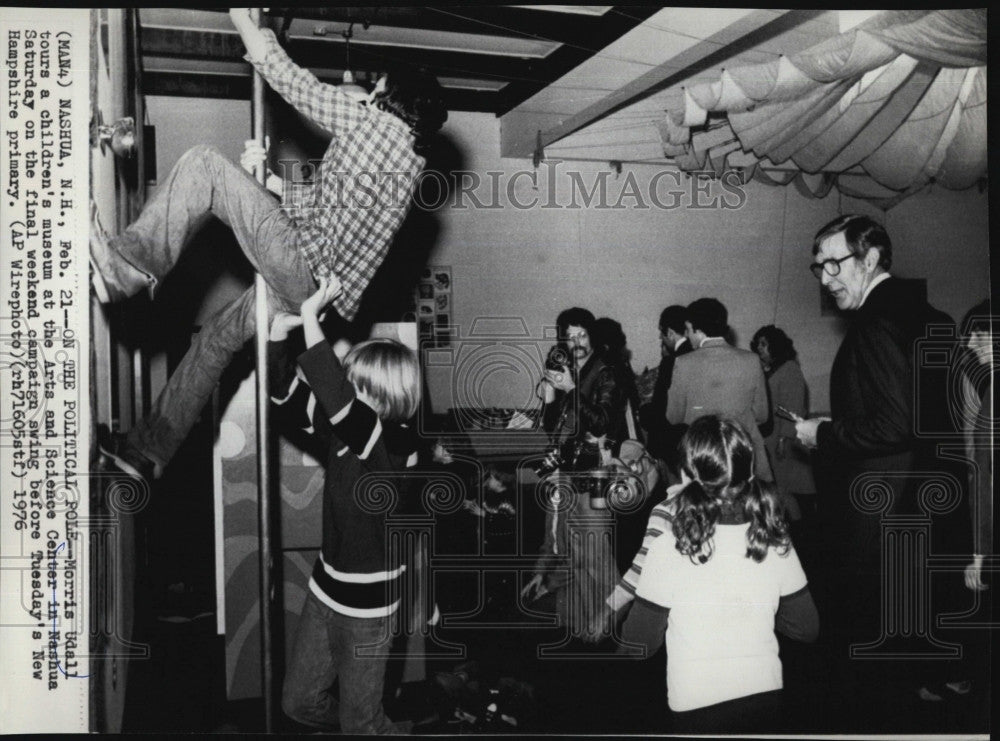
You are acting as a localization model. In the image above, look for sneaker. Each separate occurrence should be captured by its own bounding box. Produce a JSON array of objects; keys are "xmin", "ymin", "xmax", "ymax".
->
[
  {"xmin": 917, "ymin": 686, "xmax": 944, "ymax": 702},
  {"xmin": 90, "ymin": 201, "xmax": 153, "ymax": 303},
  {"xmin": 945, "ymin": 680, "xmax": 972, "ymax": 695},
  {"xmin": 97, "ymin": 426, "xmax": 157, "ymax": 484},
  {"xmin": 918, "ymin": 681, "xmax": 973, "ymax": 702}
]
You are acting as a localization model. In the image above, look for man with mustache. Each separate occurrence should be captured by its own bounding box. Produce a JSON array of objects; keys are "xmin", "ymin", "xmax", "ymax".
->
[
  {"xmin": 522, "ymin": 307, "xmax": 630, "ymax": 637},
  {"xmin": 540, "ymin": 307, "xmax": 630, "ymax": 455}
]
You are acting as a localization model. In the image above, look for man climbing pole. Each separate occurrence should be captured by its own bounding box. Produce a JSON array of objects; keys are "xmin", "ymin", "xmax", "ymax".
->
[{"xmin": 90, "ymin": 7, "xmax": 447, "ymax": 481}]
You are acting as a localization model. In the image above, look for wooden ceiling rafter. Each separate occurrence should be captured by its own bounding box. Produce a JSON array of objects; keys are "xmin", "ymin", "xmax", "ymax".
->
[{"xmin": 138, "ymin": 6, "xmax": 664, "ymax": 114}]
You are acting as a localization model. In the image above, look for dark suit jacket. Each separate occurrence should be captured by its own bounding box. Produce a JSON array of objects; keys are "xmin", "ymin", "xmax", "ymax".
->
[
  {"xmin": 639, "ymin": 338, "xmax": 692, "ymax": 460},
  {"xmin": 817, "ymin": 277, "xmax": 955, "ymax": 558},
  {"xmin": 650, "ymin": 337, "xmax": 692, "ymax": 417}
]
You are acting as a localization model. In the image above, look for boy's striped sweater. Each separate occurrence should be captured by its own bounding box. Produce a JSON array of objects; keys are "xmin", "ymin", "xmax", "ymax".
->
[{"xmin": 270, "ymin": 339, "xmax": 417, "ymax": 618}]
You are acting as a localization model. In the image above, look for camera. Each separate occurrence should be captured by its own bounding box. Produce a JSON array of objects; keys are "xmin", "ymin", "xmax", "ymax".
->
[
  {"xmin": 534, "ymin": 446, "xmax": 564, "ymax": 477},
  {"xmin": 535, "ymin": 461, "xmax": 647, "ymax": 514},
  {"xmin": 533, "ymin": 438, "xmax": 600, "ymax": 477},
  {"xmin": 545, "ymin": 343, "xmax": 572, "ymax": 372},
  {"xmin": 589, "ymin": 469, "xmax": 644, "ymax": 512}
]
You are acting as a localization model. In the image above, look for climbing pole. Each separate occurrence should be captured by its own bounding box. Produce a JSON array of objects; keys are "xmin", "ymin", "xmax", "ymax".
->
[{"xmin": 249, "ymin": 7, "xmax": 275, "ymax": 732}]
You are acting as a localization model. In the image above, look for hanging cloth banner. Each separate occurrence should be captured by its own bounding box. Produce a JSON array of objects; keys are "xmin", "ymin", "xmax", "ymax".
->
[{"xmin": 658, "ymin": 10, "xmax": 987, "ymax": 206}]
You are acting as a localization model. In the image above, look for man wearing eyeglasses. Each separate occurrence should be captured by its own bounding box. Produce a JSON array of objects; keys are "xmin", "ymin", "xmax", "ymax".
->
[{"xmin": 794, "ymin": 214, "xmax": 959, "ymax": 718}]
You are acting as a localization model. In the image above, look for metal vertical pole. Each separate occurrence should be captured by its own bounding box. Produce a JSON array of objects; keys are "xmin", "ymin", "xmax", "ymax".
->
[
  {"xmin": 249, "ymin": 7, "xmax": 275, "ymax": 732},
  {"xmin": 127, "ymin": 7, "xmax": 148, "ymax": 425},
  {"xmin": 107, "ymin": 9, "xmax": 131, "ymax": 431}
]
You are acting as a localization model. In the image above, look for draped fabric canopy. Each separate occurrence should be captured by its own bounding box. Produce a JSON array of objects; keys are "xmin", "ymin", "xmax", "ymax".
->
[{"xmin": 659, "ymin": 9, "xmax": 987, "ymax": 208}]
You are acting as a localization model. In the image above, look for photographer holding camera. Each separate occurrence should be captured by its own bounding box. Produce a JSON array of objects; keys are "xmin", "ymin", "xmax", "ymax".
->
[
  {"xmin": 522, "ymin": 307, "xmax": 631, "ymax": 638},
  {"xmin": 538, "ymin": 307, "xmax": 631, "ymax": 461}
]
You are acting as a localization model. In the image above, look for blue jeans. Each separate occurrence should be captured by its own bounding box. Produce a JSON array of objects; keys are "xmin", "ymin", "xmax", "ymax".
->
[
  {"xmin": 282, "ymin": 590, "xmax": 406, "ymax": 734},
  {"xmin": 113, "ymin": 145, "xmax": 317, "ymax": 468}
]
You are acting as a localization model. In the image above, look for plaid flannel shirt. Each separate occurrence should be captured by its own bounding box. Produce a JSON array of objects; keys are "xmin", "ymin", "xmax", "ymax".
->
[{"xmin": 248, "ymin": 29, "xmax": 425, "ymax": 321}]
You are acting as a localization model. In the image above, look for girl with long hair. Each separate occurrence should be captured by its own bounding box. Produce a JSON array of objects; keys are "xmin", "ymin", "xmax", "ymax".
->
[{"xmin": 620, "ymin": 415, "xmax": 818, "ymax": 733}]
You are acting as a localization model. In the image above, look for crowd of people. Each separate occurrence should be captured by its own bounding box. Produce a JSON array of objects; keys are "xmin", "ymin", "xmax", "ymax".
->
[
  {"xmin": 88, "ymin": 9, "xmax": 993, "ymax": 735},
  {"xmin": 513, "ymin": 216, "xmax": 994, "ymax": 732}
]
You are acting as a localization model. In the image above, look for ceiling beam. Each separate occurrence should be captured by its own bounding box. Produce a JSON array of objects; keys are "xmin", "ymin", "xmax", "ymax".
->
[
  {"xmin": 140, "ymin": 26, "xmax": 245, "ymax": 60},
  {"xmin": 155, "ymin": 9, "xmax": 557, "ymax": 58},
  {"xmin": 144, "ymin": 70, "xmax": 252, "ymax": 100},
  {"xmin": 260, "ymin": 6, "xmax": 616, "ymax": 47},
  {"xmin": 179, "ymin": 6, "xmax": 661, "ymax": 113},
  {"xmin": 143, "ymin": 70, "xmax": 502, "ymax": 112},
  {"xmin": 496, "ymin": 5, "xmax": 661, "ymax": 114},
  {"xmin": 501, "ymin": 9, "xmax": 822, "ymax": 158},
  {"xmin": 140, "ymin": 26, "xmax": 538, "ymax": 85}
]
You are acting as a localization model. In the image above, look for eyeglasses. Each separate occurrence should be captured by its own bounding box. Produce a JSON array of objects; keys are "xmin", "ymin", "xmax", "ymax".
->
[{"xmin": 809, "ymin": 254, "xmax": 855, "ymax": 279}]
